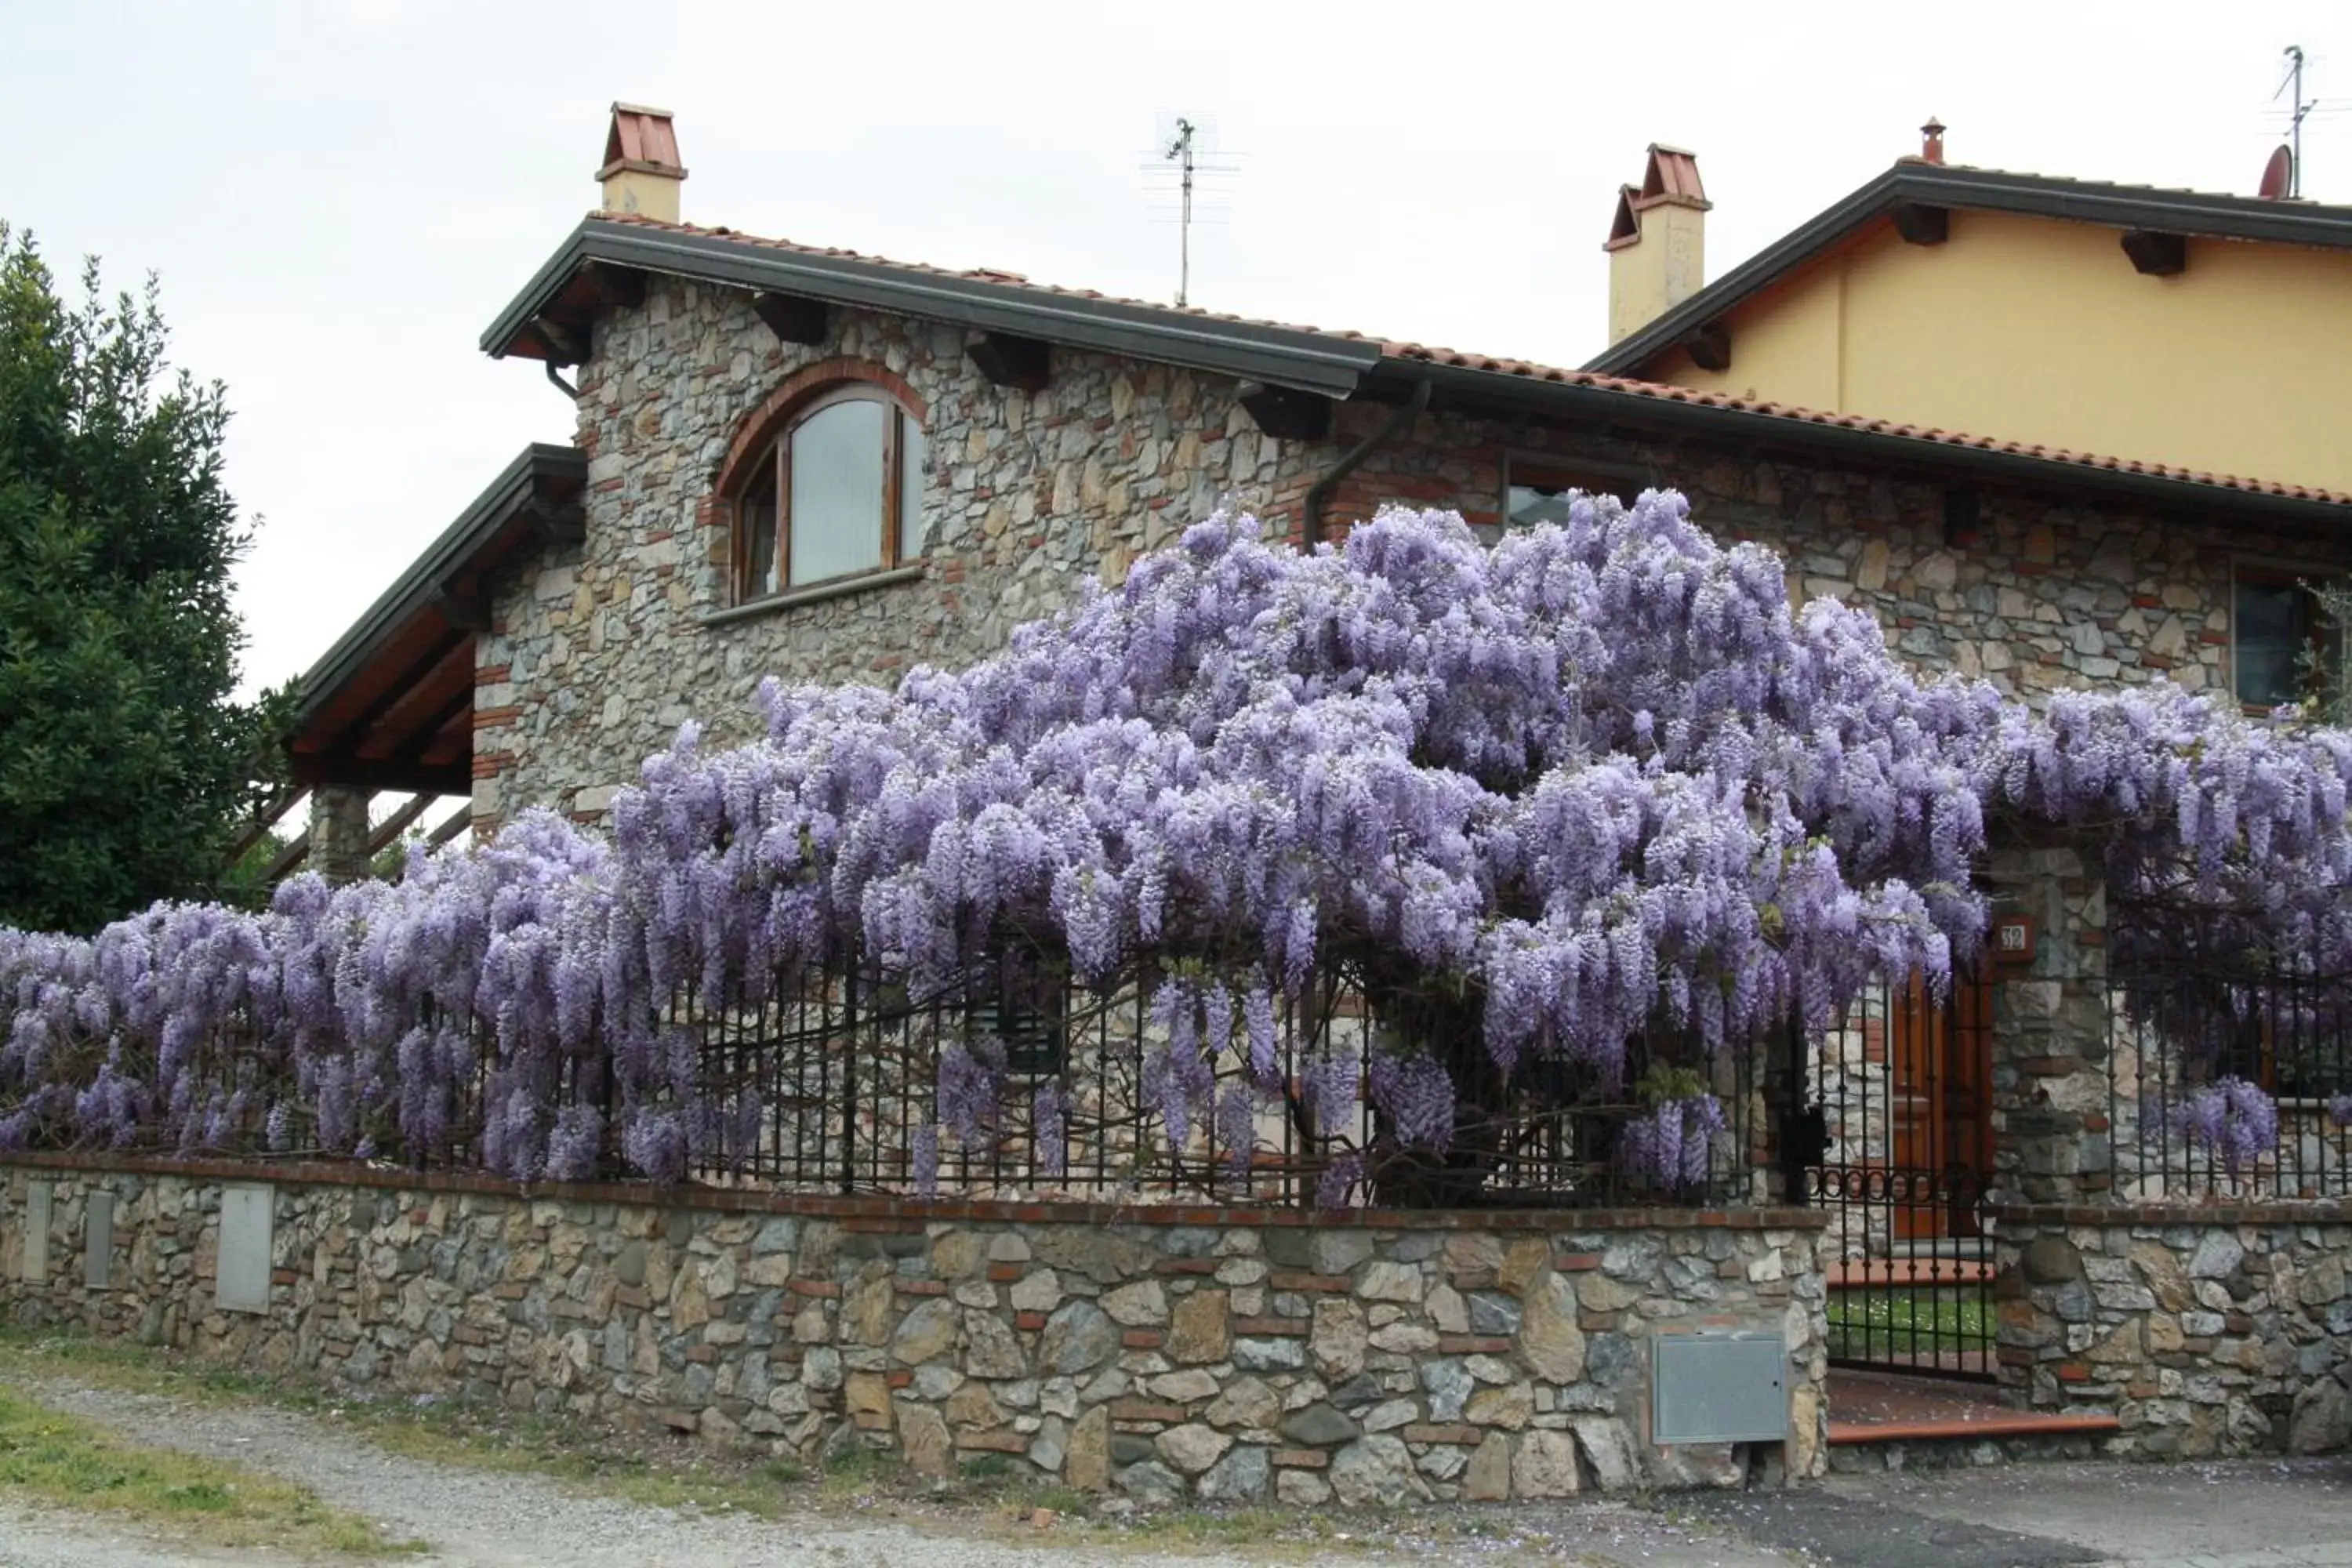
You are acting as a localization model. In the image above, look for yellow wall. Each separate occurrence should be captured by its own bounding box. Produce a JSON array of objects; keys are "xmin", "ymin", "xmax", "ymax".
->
[{"xmin": 1650, "ymin": 211, "xmax": 2352, "ymax": 494}]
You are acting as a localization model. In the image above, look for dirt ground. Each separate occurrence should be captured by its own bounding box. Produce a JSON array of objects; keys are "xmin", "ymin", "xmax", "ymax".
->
[
  {"xmin": 2, "ymin": 1370, "xmax": 2350, "ymax": 1568},
  {"xmin": 0, "ymin": 1375, "xmax": 1791, "ymax": 1567}
]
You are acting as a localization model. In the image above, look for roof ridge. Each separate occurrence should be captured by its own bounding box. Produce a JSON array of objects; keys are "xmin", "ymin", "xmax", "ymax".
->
[{"xmin": 554, "ymin": 213, "xmax": 2350, "ymax": 511}]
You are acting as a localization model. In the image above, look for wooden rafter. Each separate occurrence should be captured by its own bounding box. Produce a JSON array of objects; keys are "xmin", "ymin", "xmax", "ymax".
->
[
  {"xmin": 364, "ymin": 792, "xmax": 437, "ymax": 858},
  {"xmin": 753, "ymin": 292, "xmax": 829, "ymax": 346},
  {"xmin": 1684, "ymin": 321, "xmax": 1733, "ymax": 372},
  {"xmin": 1890, "ymin": 202, "xmax": 1950, "ymax": 246},
  {"xmin": 225, "ymin": 784, "xmax": 309, "ymax": 866},
  {"xmin": 323, "ymin": 627, "xmax": 470, "ymax": 760},
  {"xmin": 2120, "ymin": 230, "xmax": 2187, "ymax": 277},
  {"xmin": 968, "ymin": 332, "xmax": 1051, "ymax": 392},
  {"xmin": 262, "ymin": 829, "xmax": 314, "ymax": 884},
  {"xmin": 1237, "ymin": 381, "xmax": 1332, "ymax": 441}
]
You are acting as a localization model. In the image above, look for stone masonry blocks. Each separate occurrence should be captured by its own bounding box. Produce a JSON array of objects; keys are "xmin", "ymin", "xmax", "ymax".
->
[{"xmin": 0, "ymin": 1163, "xmax": 1830, "ymax": 1501}]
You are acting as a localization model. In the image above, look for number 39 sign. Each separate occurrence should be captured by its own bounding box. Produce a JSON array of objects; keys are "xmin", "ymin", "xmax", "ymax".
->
[{"xmin": 1991, "ymin": 914, "xmax": 2036, "ymax": 965}]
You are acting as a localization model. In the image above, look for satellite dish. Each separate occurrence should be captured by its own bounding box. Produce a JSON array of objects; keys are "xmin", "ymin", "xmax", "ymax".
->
[{"xmin": 2259, "ymin": 144, "xmax": 2294, "ymax": 201}]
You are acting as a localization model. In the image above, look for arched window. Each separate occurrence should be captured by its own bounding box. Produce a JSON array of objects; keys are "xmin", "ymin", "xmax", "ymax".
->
[{"xmin": 731, "ymin": 384, "xmax": 927, "ymax": 600}]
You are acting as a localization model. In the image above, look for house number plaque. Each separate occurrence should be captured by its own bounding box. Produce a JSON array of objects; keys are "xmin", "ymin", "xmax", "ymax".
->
[{"xmin": 1991, "ymin": 914, "xmax": 2036, "ymax": 965}]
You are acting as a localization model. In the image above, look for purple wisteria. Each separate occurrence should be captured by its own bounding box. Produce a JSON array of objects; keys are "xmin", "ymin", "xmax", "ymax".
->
[
  {"xmin": 2154, "ymin": 1076, "xmax": 2282, "ymax": 1178},
  {"xmin": 1617, "ymin": 1094, "xmax": 1730, "ymax": 1192},
  {"xmin": 5, "ymin": 492, "xmax": 2352, "ymax": 1196}
]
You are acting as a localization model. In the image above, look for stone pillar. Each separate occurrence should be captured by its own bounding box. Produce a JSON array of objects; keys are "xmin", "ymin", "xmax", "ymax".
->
[
  {"xmin": 1985, "ymin": 831, "xmax": 2111, "ymax": 1206},
  {"xmin": 307, "ymin": 785, "xmax": 373, "ymax": 885}
]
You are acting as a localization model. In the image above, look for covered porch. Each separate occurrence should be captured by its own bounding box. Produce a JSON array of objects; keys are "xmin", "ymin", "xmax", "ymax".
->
[{"xmin": 253, "ymin": 444, "xmax": 585, "ymax": 884}]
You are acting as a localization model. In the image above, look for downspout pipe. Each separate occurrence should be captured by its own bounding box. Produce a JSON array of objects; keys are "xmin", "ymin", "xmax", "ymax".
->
[{"xmin": 1302, "ymin": 378, "xmax": 1430, "ymax": 548}]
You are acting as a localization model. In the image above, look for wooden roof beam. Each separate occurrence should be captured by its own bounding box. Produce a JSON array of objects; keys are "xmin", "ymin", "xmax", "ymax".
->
[
  {"xmin": 2120, "ymin": 230, "xmax": 2187, "ymax": 277},
  {"xmin": 1683, "ymin": 321, "xmax": 1732, "ymax": 372},
  {"xmin": 1890, "ymin": 202, "xmax": 1949, "ymax": 245},
  {"xmin": 753, "ymin": 292, "xmax": 829, "ymax": 346},
  {"xmin": 968, "ymin": 332, "xmax": 1051, "ymax": 393},
  {"xmin": 1237, "ymin": 381, "xmax": 1332, "ymax": 441}
]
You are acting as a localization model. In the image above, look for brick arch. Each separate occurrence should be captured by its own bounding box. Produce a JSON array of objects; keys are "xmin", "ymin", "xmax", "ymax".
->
[{"xmin": 712, "ymin": 358, "xmax": 930, "ymax": 498}]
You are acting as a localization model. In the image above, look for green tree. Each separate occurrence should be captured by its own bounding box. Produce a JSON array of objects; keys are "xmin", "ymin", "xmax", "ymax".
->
[{"xmin": 0, "ymin": 223, "xmax": 289, "ymax": 933}]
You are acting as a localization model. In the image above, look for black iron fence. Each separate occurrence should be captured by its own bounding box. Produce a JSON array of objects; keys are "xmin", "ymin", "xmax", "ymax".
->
[
  {"xmin": 2108, "ymin": 935, "xmax": 2352, "ymax": 1202},
  {"xmin": 1798, "ymin": 968, "xmax": 1997, "ymax": 1381},
  {"xmin": 9, "ymin": 948, "xmax": 1763, "ymax": 1210}
]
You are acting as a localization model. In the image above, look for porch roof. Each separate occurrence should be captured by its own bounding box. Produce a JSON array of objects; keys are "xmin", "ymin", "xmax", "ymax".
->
[{"xmin": 286, "ymin": 444, "xmax": 585, "ymax": 797}]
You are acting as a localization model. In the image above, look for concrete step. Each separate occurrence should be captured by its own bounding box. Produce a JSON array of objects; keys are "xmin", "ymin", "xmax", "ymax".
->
[{"xmin": 1826, "ymin": 1369, "xmax": 2120, "ymax": 1472}]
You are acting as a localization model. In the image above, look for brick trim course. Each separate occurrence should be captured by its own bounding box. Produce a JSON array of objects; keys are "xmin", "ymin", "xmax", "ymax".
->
[{"xmin": 0, "ymin": 1151, "xmax": 1824, "ymax": 1232}]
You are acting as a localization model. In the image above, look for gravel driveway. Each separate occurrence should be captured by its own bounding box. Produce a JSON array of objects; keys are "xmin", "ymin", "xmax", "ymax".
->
[{"xmin": 0, "ymin": 1380, "xmax": 1797, "ymax": 1567}]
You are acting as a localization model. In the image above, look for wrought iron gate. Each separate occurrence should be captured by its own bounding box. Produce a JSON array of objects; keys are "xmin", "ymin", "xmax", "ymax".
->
[{"xmin": 1797, "ymin": 968, "xmax": 1997, "ymax": 1381}]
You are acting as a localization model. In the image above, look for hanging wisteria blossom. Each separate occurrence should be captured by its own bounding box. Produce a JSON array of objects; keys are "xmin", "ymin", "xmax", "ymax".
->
[
  {"xmin": 2154, "ymin": 1076, "xmax": 2281, "ymax": 1178},
  {"xmin": 5, "ymin": 492, "xmax": 2352, "ymax": 1203}
]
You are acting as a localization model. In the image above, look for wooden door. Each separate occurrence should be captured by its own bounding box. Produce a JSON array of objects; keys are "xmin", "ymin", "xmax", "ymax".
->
[{"xmin": 1887, "ymin": 968, "xmax": 1994, "ymax": 1240}]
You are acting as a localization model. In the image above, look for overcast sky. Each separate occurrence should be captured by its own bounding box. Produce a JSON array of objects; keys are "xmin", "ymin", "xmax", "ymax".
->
[{"xmin": 6, "ymin": 2, "xmax": 2349, "ymax": 699}]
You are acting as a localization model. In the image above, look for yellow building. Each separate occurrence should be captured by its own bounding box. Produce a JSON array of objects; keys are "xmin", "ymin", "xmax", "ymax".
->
[{"xmin": 1590, "ymin": 133, "xmax": 2352, "ymax": 499}]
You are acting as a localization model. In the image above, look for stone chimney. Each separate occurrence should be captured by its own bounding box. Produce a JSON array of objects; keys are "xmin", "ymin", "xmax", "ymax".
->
[
  {"xmin": 597, "ymin": 103, "xmax": 686, "ymax": 223},
  {"xmin": 1604, "ymin": 145, "xmax": 1711, "ymax": 347},
  {"xmin": 1920, "ymin": 118, "xmax": 1947, "ymax": 165}
]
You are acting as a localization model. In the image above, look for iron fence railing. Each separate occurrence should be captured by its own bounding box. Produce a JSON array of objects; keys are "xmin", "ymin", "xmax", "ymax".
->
[
  {"xmin": 2108, "ymin": 927, "xmax": 2352, "ymax": 1202},
  {"xmin": 6, "ymin": 949, "xmax": 1763, "ymax": 1210}
]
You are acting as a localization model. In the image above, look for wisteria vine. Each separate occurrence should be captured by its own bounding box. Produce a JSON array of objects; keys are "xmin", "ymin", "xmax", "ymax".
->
[{"xmin": 5, "ymin": 492, "xmax": 2352, "ymax": 1198}]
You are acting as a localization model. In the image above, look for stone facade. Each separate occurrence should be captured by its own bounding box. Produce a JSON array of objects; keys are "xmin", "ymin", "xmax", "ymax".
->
[
  {"xmin": 475, "ymin": 274, "xmax": 2352, "ymax": 823},
  {"xmin": 0, "ymin": 1159, "xmax": 1828, "ymax": 1501},
  {"xmin": 1992, "ymin": 1203, "xmax": 2352, "ymax": 1457},
  {"xmin": 1984, "ymin": 834, "xmax": 2112, "ymax": 1207},
  {"xmin": 479, "ymin": 283, "xmax": 1304, "ymax": 820}
]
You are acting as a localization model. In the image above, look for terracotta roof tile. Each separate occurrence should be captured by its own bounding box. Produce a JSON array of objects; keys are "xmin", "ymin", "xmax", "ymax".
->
[
  {"xmin": 598, "ymin": 212, "xmax": 2352, "ymax": 511},
  {"xmin": 1908, "ymin": 158, "xmax": 2339, "ymax": 212}
]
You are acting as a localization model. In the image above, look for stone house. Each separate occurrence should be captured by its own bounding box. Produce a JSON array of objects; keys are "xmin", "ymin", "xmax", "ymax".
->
[
  {"xmin": 271, "ymin": 108, "xmax": 2352, "ymax": 1226},
  {"xmin": 285, "ymin": 109, "xmax": 2352, "ymax": 856},
  {"xmin": 13, "ymin": 109, "xmax": 2349, "ymax": 1492}
]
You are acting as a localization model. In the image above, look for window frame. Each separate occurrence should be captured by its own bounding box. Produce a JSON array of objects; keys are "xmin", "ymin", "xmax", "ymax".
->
[
  {"xmin": 2230, "ymin": 557, "xmax": 2343, "ymax": 714},
  {"xmin": 1493, "ymin": 454, "xmax": 1651, "ymax": 539},
  {"xmin": 730, "ymin": 383, "xmax": 925, "ymax": 604}
]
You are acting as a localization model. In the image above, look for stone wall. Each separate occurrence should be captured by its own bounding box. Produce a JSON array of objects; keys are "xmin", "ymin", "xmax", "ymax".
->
[
  {"xmin": 478, "ymin": 272, "xmax": 2352, "ymax": 822},
  {"xmin": 1992, "ymin": 1202, "xmax": 2352, "ymax": 1457},
  {"xmin": 0, "ymin": 1159, "xmax": 1828, "ymax": 1503},
  {"xmin": 1984, "ymin": 834, "xmax": 2112, "ymax": 1207}
]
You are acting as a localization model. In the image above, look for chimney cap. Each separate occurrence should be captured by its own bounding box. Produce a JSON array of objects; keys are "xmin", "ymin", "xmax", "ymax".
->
[
  {"xmin": 1920, "ymin": 117, "xmax": 1947, "ymax": 165},
  {"xmin": 600, "ymin": 102, "xmax": 686, "ymax": 181},
  {"xmin": 1639, "ymin": 143, "xmax": 1709, "ymax": 207},
  {"xmin": 1605, "ymin": 145, "xmax": 1709, "ymax": 252}
]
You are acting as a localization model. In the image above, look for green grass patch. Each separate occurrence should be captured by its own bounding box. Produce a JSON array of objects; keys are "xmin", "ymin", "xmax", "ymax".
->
[
  {"xmin": 1826, "ymin": 1286, "xmax": 1992, "ymax": 1357},
  {"xmin": 0, "ymin": 1330, "xmax": 1421, "ymax": 1557},
  {"xmin": 0, "ymin": 1328, "xmax": 815, "ymax": 1523},
  {"xmin": 0, "ymin": 1381, "xmax": 416, "ymax": 1556}
]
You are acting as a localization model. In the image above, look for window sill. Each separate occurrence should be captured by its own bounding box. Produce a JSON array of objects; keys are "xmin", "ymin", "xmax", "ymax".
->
[{"xmin": 699, "ymin": 563, "xmax": 928, "ymax": 628}]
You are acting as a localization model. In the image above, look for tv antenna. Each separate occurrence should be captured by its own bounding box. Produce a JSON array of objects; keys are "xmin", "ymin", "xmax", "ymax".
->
[
  {"xmin": 2274, "ymin": 45, "xmax": 2315, "ymax": 197},
  {"xmin": 1167, "ymin": 118, "xmax": 1198, "ymax": 306},
  {"xmin": 1143, "ymin": 114, "xmax": 1241, "ymax": 308}
]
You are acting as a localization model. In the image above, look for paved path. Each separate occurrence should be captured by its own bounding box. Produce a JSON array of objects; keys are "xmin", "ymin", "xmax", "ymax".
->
[{"xmin": 1682, "ymin": 1460, "xmax": 2352, "ymax": 1568}]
